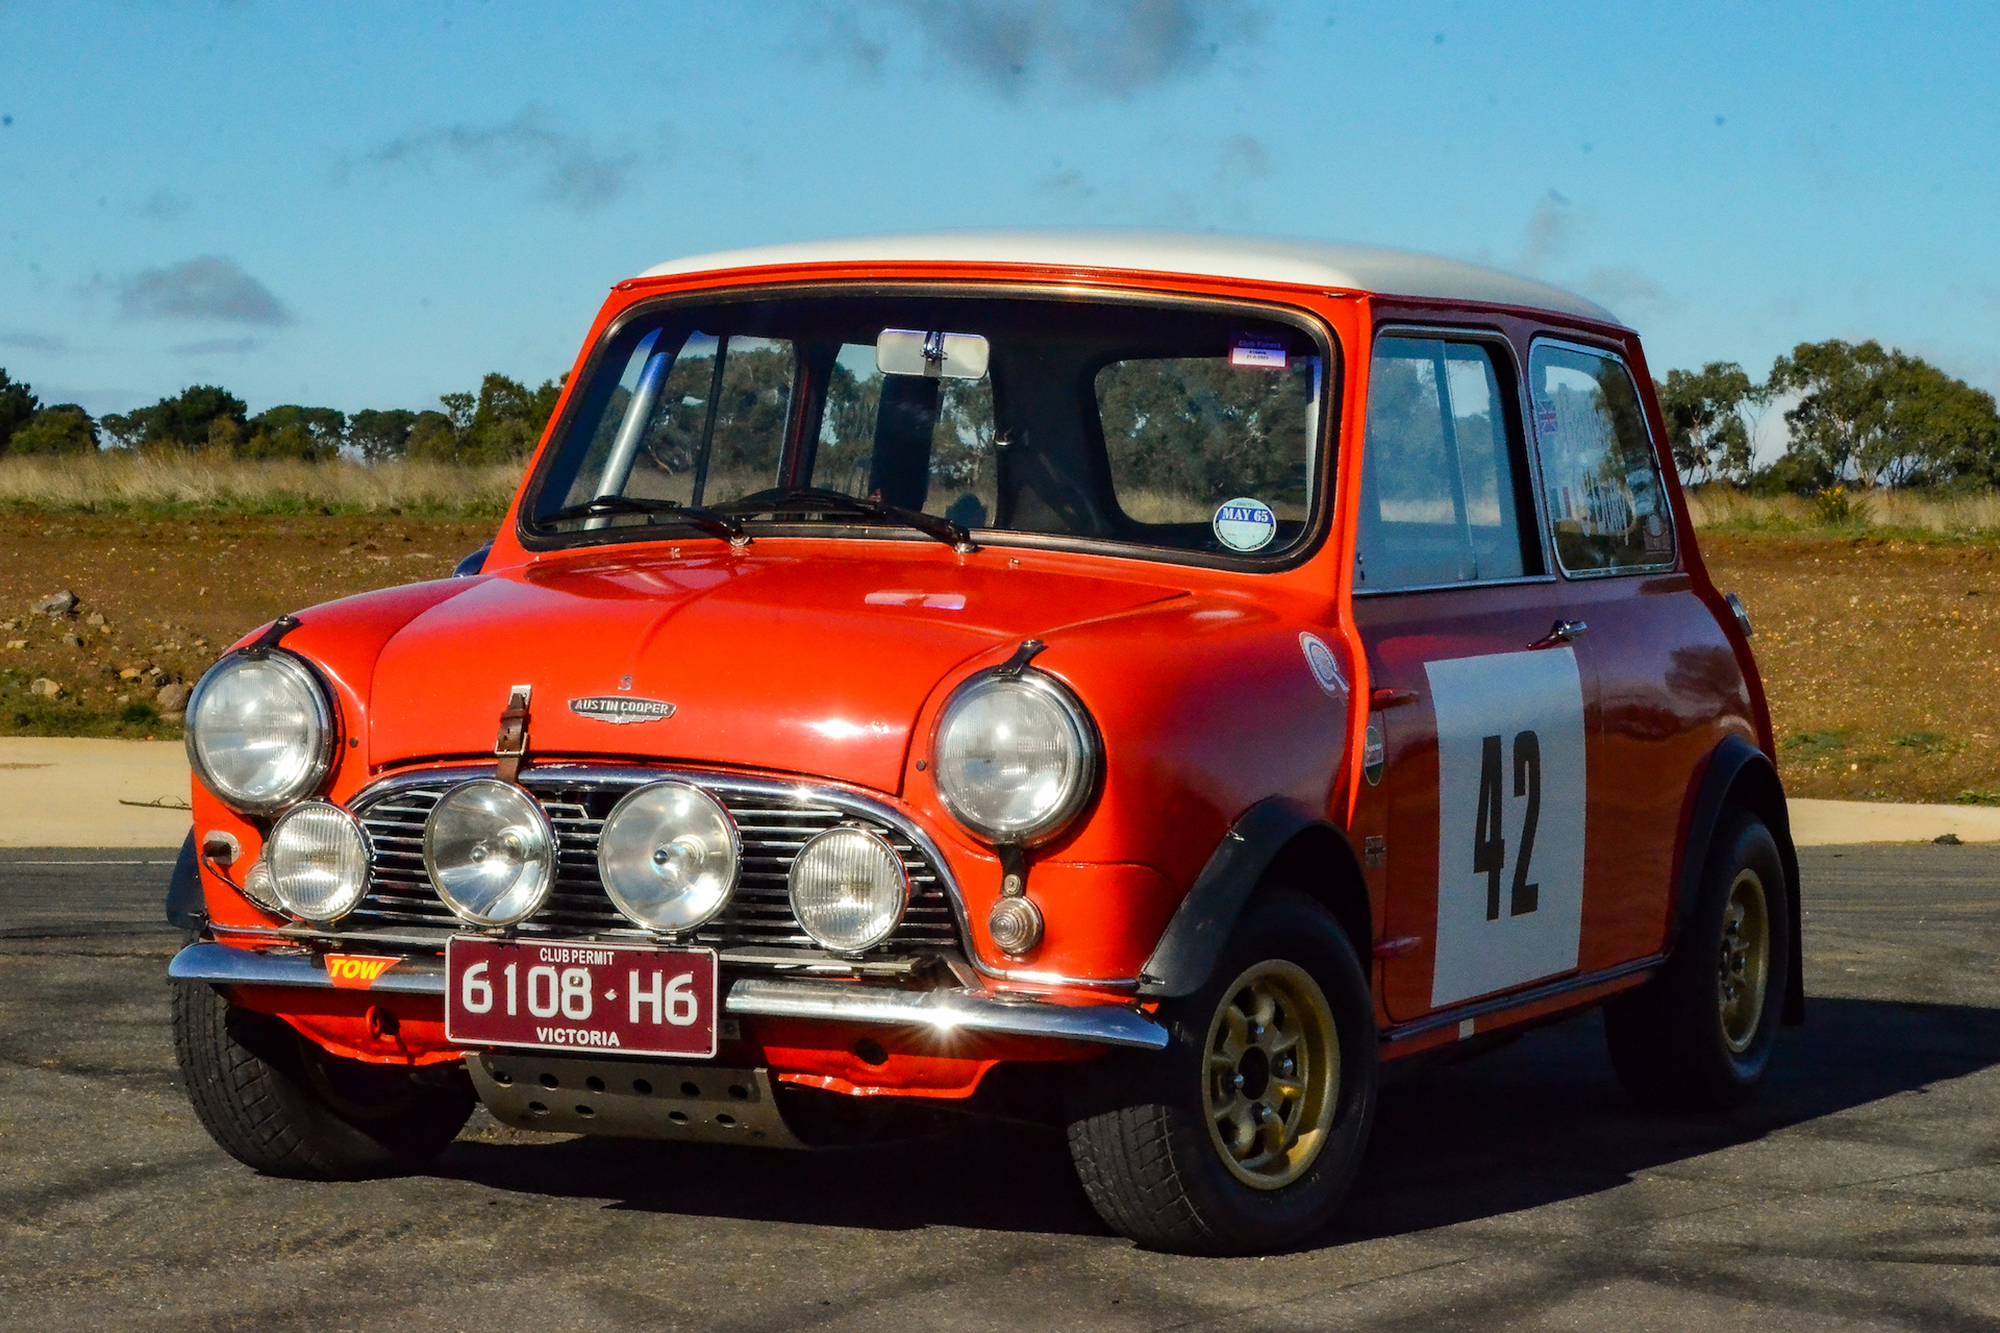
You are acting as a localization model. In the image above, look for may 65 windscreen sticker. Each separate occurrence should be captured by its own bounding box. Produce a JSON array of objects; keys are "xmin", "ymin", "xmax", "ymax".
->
[{"xmin": 1424, "ymin": 648, "xmax": 1587, "ymax": 1008}]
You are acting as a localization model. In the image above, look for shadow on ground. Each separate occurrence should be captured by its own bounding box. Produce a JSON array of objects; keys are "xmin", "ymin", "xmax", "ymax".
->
[{"xmin": 418, "ymin": 994, "xmax": 2000, "ymax": 1247}]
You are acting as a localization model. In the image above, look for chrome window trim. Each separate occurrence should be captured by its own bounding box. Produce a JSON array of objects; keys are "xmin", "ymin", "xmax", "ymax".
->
[
  {"xmin": 1352, "ymin": 572, "xmax": 1560, "ymax": 598},
  {"xmin": 1524, "ymin": 334, "xmax": 1678, "ymax": 581},
  {"xmin": 1361, "ymin": 325, "xmax": 1556, "ymax": 591},
  {"xmin": 346, "ymin": 761, "xmax": 988, "ymax": 971}
]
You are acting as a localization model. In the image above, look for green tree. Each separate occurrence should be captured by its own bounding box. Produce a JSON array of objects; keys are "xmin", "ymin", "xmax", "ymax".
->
[
  {"xmin": 349, "ymin": 408, "xmax": 419, "ymax": 462},
  {"xmin": 1766, "ymin": 340, "xmax": 2000, "ymax": 488},
  {"xmin": 1657, "ymin": 362, "xmax": 1760, "ymax": 485},
  {"xmin": 243, "ymin": 405, "xmax": 345, "ymax": 462},
  {"xmin": 405, "ymin": 409, "xmax": 461, "ymax": 462},
  {"xmin": 0, "ymin": 369, "xmax": 40, "ymax": 451},
  {"xmin": 7, "ymin": 404, "xmax": 98, "ymax": 454},
  {"xmin": 409, "ymin": 373, "xmax": 564, "ymax": 464},
  {"xmin": 102, "ymin": 384, "xmax": 248, "ymax": 451}
]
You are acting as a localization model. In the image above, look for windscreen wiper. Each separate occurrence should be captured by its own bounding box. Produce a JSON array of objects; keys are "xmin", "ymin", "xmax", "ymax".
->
[
  {"xmin": 538, "ymin": 495, "xmax": 748, "ymax": 547},
  {"xmin": 714, "ymin": 488, "xmax": 975, "ymax": 552}
]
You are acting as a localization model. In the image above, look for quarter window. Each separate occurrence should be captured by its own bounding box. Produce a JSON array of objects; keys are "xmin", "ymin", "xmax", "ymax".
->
[
  {"xmin": 1528, "ymin": 343, "xmax": 1674, "ymax": 575},
  {"xmin": 1355, "ymin": 337, "xmax": 1538, "ymax": 591}
]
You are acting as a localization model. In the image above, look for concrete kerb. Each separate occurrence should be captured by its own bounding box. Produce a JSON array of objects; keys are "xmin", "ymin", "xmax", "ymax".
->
[{"xmin": 1, "ymin": 737, "xmax": 1995, "ymax": 849}]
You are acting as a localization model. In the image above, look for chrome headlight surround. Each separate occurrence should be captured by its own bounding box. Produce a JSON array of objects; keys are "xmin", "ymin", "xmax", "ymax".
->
[
  {"xmin": 788, "ymin": 825, "xmax": 910, "ymax": 954},
  {"xmin": 263, "ymin": 799, "xmax": 372, "ymax": 924},
  {"xmin": 932, "ymin": 669, "xmax": 1100, "ymax": 846},
  {"xmin": 184, "ymin": 651, "xmax": 337, "ymax": 816},
  {"xmin": 422, "ymin": 778, "xmax": 558, "ymax": 928},
  {"xmin": 596, "ymin": 780, "xmax": 741, "ymax": 934}
]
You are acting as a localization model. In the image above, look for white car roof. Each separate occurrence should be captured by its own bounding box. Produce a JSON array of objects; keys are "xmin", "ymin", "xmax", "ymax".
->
[{"xmin": 639, "ymin": 230, "xmax": 1622, "ymax": 326}]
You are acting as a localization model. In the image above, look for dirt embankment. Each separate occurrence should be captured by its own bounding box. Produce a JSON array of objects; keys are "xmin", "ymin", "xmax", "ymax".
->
[
  {"xmin": 1703, "ymin": 533, "xmax": 2000, "ymax": 803},
  {"xmin": 0, "ymin": 513, "xmax": 492, "ymax": 737}
]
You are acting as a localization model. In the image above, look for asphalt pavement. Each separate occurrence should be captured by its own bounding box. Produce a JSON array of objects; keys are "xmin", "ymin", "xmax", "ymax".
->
[{"xmin": 3, "ymin": 845, "xmax": 1999, "ymax": 1331}]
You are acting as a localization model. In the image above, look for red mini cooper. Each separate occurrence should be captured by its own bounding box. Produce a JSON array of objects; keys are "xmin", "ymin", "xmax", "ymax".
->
[{"xmin": 167, "ymin": 232, "xmax": 1798, "ymax": 1255}]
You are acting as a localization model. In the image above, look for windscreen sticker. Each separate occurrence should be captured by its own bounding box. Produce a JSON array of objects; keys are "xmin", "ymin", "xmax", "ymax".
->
[
  {"xmin": 1298, "ymin": 632, "xmax": 1347, "ymax": 700},
  {"xmin": 1230, "ymin": 335, "xmax": 1289, "ymax": 370},
  {"xmin": 1213, "ymin": 497, "xmax": 1277, "ymax": 552},
  {"xmin": 1425, "ymin": 648, "xmax": 1587, "ymax": 1009}
]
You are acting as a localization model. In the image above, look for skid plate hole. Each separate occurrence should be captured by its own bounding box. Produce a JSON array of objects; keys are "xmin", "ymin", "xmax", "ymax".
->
[
  {"xmin": 680, "ymin": 1080, "xmax": 700, "ymax": 1097},
  {"xmin": 526, "ymin": 1101, "xmax": 549, "ymax": 1116},
  {"xmin": 574, "ymin": 1104, "xmax": 596, "ymax": 1118},
  {"xmin": 632, "ymin": 1078, "xmax": 654, "ymax": 1095},
  {"xmin": 585, "ymin": 1076, "xmax": 606, "ymax": 1093},
  {"xmin": 490, "ymin": 1069, "xmax": 513, "ymax": 1086},
  {"xmin": 667, "ymin": 1110, "xmax": 689, "ymax": 1124},
  {"xmin": 538, "ymin": 1073, "xmax": 559, "ymax": 1090}
]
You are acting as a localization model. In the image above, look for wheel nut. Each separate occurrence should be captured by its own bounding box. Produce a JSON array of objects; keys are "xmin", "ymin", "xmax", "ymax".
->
[{"xmin": 1232, "ymin": 1073, "xmax": 1246, "ymax": 1091}]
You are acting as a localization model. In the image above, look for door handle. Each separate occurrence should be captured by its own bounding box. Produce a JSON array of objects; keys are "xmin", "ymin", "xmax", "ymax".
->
[{"xmin": 1527, "ymin": 619, "xmax": 1588, "ymax": 650}]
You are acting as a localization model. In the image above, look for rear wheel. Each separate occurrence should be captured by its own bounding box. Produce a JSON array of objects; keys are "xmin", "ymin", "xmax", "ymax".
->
[
  {"xmin": 1065, "ymin": 889, "xmax": 1377, "ymax": 1254},
  {"xmin": 172, "ymin": 978, "xmax": 474, "ymax": 1178},
  {"xmin": 1605, "ymin": 809, "xmax": 1791, "ymax": 1110}
]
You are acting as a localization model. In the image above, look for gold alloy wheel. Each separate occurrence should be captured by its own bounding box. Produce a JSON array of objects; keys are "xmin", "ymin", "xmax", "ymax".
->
[
  {"xmin": 1718, "ymin": 867, "xmax": 1771, "ymax": 1054},
  {"xmin": 1201, "ymin": 959, "xmax": 1340, "ymax": 1191}
]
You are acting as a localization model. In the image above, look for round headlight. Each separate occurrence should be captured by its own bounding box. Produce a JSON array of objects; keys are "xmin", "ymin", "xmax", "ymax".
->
[
  {"xmin": 265, "ymin": 800, "xmax": 370, "ymax": 923},
  {"xmin": 184, "ymin": 652, "xmax": 335, "ymax": 815},
  {"xmin": 933, "ymin": 671, "xmax": 1099, "ymax": 844},
  {"xmin": 423, "ymin": 779, "xmax": 556, "ymax": 927},
  {"xmin": 788, "ymin": 826, "xmax": 909, "ymax": 954},
  {"xmin": 597, "ymin": 781, "xmax": 739, "ymax": 933}
]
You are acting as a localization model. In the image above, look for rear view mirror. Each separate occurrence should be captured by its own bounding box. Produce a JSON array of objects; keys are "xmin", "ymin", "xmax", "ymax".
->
[{"xmin": 876, "ymin": 328, "xmax": 990, "ymax": 380}]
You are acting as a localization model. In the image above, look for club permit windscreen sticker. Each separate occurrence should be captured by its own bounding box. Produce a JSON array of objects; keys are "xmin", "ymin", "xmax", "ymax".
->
[
  {"xmin": 1213, "ymin": 497, "xmax": 1277, "ymax": 552},
  {"xmin": 1230, "ymin": 334, "xmax": 1289, "ymax": 370}
]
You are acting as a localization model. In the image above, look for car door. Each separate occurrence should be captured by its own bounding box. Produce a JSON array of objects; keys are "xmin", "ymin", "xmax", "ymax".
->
[
  {"xmin": 1522, "ymin": 337, "xmax": 1743, "ymax": 969},
  {"xmin": 1348, "ymin": 330, "xmax": 1595, "ymax": 1023}
]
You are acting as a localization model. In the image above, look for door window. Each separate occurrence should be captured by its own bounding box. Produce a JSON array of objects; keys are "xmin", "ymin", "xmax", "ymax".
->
[
  {"xmin": 1527, "ymin": 342, "xmax": 1675, "ymax": 575},
  {"xmin": 1355, "ymin": 337, "xmax": 1539, "ymax": 590}
]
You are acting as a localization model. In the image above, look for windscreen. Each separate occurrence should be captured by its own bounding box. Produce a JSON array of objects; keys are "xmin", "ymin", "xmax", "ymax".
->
[{"xmin": 528, "ymin": 293, "xmax": 1331, "ymax": 561}]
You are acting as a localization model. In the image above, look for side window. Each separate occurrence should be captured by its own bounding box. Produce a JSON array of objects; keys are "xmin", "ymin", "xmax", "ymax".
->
[
  {"xmin": 1528, "ymin": 342, "xmax": 1674, "ymax": 575},
  {"xmin": 1355, "ymin": 336, "xmax": 1538, "ymax": 590}
]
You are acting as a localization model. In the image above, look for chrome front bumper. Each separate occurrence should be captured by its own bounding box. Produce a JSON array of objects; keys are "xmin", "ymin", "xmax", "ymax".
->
[{"xmin": 168, "ymin": 942, "xmax": 1168, "ymax": 1051}]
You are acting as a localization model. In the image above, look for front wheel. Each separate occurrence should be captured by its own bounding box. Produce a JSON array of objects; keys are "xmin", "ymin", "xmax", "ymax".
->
[
  {"xmin": 1605, "ymin": 808, "xmax": 1792, "ymax": 1111},
  {"xmin": 172, "ymin": 978, "xmax": 474, "ymax": 1179},
  {"xmin": 1065, "ymin": 889, "xmax": 1378, "ymax": 1255}
]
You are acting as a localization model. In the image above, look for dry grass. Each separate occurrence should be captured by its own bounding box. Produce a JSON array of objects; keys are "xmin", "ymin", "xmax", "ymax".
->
[
  {"xmin": 1686, "ymin": 486, "xmax": 2000, "ymax": 537},
  {"xmin": 0, "ymin": 451, "xmax": 523, "ymax": 516}
]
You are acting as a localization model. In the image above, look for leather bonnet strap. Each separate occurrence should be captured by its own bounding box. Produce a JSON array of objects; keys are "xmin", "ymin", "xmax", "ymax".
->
[{"xmin": 494, "ymin": 684, "xmax": 532, "ymax": 784}]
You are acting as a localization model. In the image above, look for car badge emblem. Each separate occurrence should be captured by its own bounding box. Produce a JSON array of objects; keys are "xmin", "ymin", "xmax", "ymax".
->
[{"xmin": 569, "ymin": 695, "xmax": 676, "ymax": 724}]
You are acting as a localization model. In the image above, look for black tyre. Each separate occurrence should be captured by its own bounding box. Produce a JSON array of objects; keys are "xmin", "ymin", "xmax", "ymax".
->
[
  {"xmin": 1605, "ymin": 809, "xmax": 1791, "ymax": 1111},
  {"xmin": 172, "ymin": 978, "xmax": 475, "ymax": 1179},
  {"xmin": 1065, "ymin": 888, "xmax": 1378, "ymax": 1255}
]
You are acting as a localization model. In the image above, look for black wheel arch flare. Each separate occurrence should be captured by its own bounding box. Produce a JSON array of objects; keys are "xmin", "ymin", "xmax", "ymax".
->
[
  {"xmin": 1675, "ymin": 734, "xmax": 1805, "ymax": 1026},
  {"xmin": 1137, "ymin": 798, "xmax": 1370, "ymax": 999}
]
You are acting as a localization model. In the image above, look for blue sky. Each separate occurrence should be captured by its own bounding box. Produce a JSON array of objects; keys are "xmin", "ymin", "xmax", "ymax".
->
[{"xmin": 2, "ymin": 0, "xmax": 1997, "ymax": 431}]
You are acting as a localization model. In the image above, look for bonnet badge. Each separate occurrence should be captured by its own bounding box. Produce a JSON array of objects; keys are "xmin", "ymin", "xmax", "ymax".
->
[{"xmin": 568, "ymin": 695, "xmax": 676, "ymax": 724}]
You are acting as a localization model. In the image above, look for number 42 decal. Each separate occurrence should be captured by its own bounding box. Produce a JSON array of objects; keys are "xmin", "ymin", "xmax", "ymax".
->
[
  {"xmin": 1425, "ymin": 648, "xmax": 1586, "ymax": 1008},
  {"xmin": 1473, "ymin": 730, "xmax": 1541, "ymax": 920}
]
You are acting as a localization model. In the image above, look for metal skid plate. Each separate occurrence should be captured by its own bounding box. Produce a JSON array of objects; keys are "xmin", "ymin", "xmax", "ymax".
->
[{"xmin": 468, "ymin": 1052, "xmax": 806, "ymax": 1149}]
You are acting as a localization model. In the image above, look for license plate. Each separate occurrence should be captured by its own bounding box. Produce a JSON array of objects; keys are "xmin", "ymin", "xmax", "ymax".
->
[{"xmin": 445, "ymin": 937, "xmax": 718, "ymax": 1059}]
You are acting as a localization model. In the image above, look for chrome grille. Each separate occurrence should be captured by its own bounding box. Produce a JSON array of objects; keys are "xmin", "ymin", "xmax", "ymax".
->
[{"xmin": 349, "ymin": 771, "xmax": 960, "ymax": 954}]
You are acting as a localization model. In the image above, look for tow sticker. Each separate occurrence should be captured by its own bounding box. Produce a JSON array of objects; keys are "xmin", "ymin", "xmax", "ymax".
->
[
  {"xmin": 1298, "ymin": 632, "xmax": 1347, "ymax": 700},
  {"xmin": 1424, "ymin": 648, "xmax": 1587, "ymax": 1008},
  {"xmin": 1213, "ymin": 497, "xmax": 1277, "ymax": 552},
  {"xmin": 325, "ymin": 955, "xmax": 401, "ymax": 990}
]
